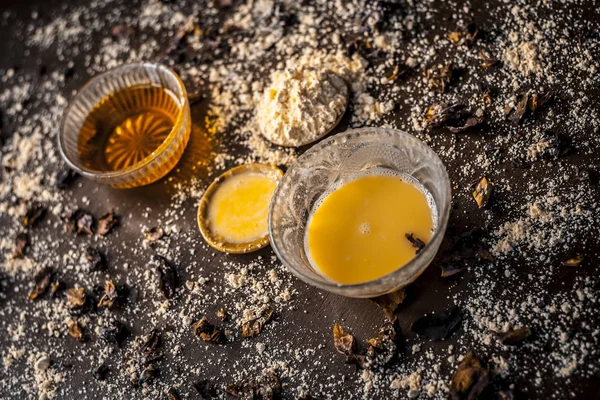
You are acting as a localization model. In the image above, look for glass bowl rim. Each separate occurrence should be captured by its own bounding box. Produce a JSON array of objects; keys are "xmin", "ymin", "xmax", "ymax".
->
[
  {"xmin": 57, "ymin": 62, "xmax": 188, "ymax": 180},
  {"xmin": 268, "ymin": 127, "xmax": 452, "ymax": 293}
]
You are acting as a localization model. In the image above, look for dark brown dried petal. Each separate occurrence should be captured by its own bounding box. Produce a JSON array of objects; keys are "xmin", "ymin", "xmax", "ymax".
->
[
  {"xmin": 97, "ymin": 211, "xmax": 119, "ymax": 236},
  {"xmin": 192, "ymin": 379, "xmax": 217, "ymax": 399},
  {"xmin": 127, "ymin": 329, "xmax": 162, "ymax": 388},
  {"xmin": 23, "ymin": 204, "xmax": 46, "ymax": 227},
  {"xmin": 143, "ymin": 226, "xmax": 164, "ymax": 242},
  {"xmin": 448, "ymin": 115, "xmax": 485, "ymax": 133},
  {"xmin": 505, "ymin": 93, "xmax": 529, "ymax": 125},
  {"xmin": 13, "ymin": 232, "xmax": 29, "ymax": 258},
  {"xmin": 192, "ymin": 316, "xmax": 226, "ymax": 344},
  {"xmin": 371, "ymin": 289, "xmax": 406, "ymax": 321},
  {"xmin": 447, "ymin": 32, "xmax": 462, "ymax": 44},
  {"xmin": 425, "ymin": 64, "xmax": 453, "ymax": 93},
  {"xmin": 217, "ymin": 308, "xmax": 228, "ymax": 321},
  {"xmin": 192, "ymin": 316, "xmax": 213, "ymax": 336},
  {"xmin": 205, "ymin": 329, "xmax": 225, "ymax": 343},
  {"xmin": 67, "ymin": 319, "xmax": 86, "ymax": 342},
  {"xmin": 92, "ymin": 365, "xmax": 109, "ymax": 381},
  {"xmin": 49, "ymin": 279, "xmax": 62, "ymax": 299},
  {"xmin": 67, "ymin": 210, "xmax": 94, "ymax": 235},
  {"xmin": 365, "ymin": 319, "xmax": 401, "ymax": 367},
  {"xmin": 140, "ymin": 329, "xmax": 162, "ymax": 362},
  {"xmin": 100, "ymin": 320, "xmax": 129, "ymax": 346},
  {"xmin": 86, "ymin": 247, "xmax": 106, "ymax": 272},
  {"xmin": 405, "ymin": 233, "xmax": 426, "ymax": 254},
  {"xmin": 98, "ymin": 280, "xmax": 119, "ymax": 308},
  {"xmin": 493, "ymin": 327, "xmax": 532, "ymax": 345},
  {"xmin": 225, "ymin": 382, "xmax": 250, "ymax": 397},
  {"xmin": 28, "ymin": 267, "xmax": 53, "ymax": 300},
  {"xmin": 254, "ymin": 371, "xmax": 281, "ymax": 400},
  {"xmin": 562, "ymin": 255, "xmax": 584, "ymax": 267},
  {"xmin": 482, "ymin": 92, "xmax": 492, "ymax": 104},
  {"xmin": 66, "ymin": 287, "xmax": 86, "ymax": 308},
  {"xmin": 447, "ymin": 24, "xmax": 477, "ymax": 46},
  {"xmin": 168, "ymin": 387, "xmax": 182, "ymax": 400},
  {"xmin": 226, "ymin": 371, "xmax": 281, "ymax": 400},
  {"xmin": 528, "ymin": 91, "xmax": 553, "ymax": 112},
  {"xmin": 539, "ymin": 132, "xmax": 572, "ymax": 159},
  {"xmin": 56, "ymin": 168, "xmax": 79, "ymax": 189},
  {"xmin": 136, "ymin": 364, "xmax": 157, "ymax": 386},
  {"xmin": 333, "ymin": 323, "xmax": 355, "ymax": 356},
  {"xmin": 77, "ymin": 213, "xmax": 94, "ymax": 235},
  {"xmin": 155, "ymin": 255, "xmax": 177, "ymax": 299},
  {"xmin": 473, "ymin": 177, "xmax": 492, "ymax": 208},
  {"xmin": 423, "ymin": 103, "xmax": 468, "ymax": 129},
  {"xmin": 411, "ymin": 307, "xmax": 462, "ymax": 340},
  {"xmin": 387, "ymin": 64, "xmax": 410, "ymax": 82},
  {"xmin": 450, "ymin": 351, "xmax": 490, "ymax": 400},
  {"xmin": 478, "ymin": 50, "xmax": 499, "ymax": 68},
  {"xmin": 241, "ymin": 306, "xmax": 274, "ymax": 338},
  {"xmin": 441, "ymin": 264, "xmax": 467, "ymax": 278}
]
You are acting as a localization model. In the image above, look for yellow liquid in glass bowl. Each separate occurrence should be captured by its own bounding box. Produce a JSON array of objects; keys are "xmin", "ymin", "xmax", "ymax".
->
[{"xmin": 305, "ymin": 171, "xmax": 435, "ymax": 284}]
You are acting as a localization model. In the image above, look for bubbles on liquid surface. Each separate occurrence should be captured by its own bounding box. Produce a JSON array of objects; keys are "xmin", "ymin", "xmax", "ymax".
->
[{"xmin": 358, "ymin": 222, "xmax": 371, "ymax": 234}]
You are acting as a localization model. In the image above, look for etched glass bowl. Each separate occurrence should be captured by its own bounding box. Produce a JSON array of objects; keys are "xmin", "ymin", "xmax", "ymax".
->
[
  {"xmin": 58, "ymin": 63, "xmax": 191, "ymax": 188},
  {"xmin": 269, "ymin": 128, "xmax": 452, "ymax": 298}
]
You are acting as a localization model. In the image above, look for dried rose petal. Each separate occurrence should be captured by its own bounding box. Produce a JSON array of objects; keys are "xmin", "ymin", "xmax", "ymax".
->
[
  {"xmin": 23, "ymin": 204, "xmax": 46, "ymax": 227},
  {"xmin": 371, "ymin": 289, "xmax": 406, "ymax": 321},
  {"xmin": 192, "ymin": 316, "xmax": 226, "ymax": 344},
  {"xmin": 67, "ymin": 319, "xmax": 86, "ymax": 342},
  {"xmin": 333, "ymin": 323, "xmax": 355, "ymax": 356},
  {"xmin": 241, "ymin": 306, "xmax": 273, "ymax": 338},
  {"xmin": 66, "ymin": 287, "xmax": 86, "ymax": 308},
  {"xmin": 98, "ymin": 280, "xmax": 119, "ymax": 308},
  {"xmin": 494, "ymin": 327, "xmax": 532, "ymax": 345},
  {"xmin": 450, "ymin": 351, "xmax": 490, "ymax": 400},
  {"xmin": 562, "ymin": 255, "xmax": 584, "ymax": 267},
  {"xmin": 155, "ymin": 255, "xmax": 177, "ymax": 299},
  {"xmin": 13, "ymin": 232, "xmax": 29, "ymax": 258},
  {"xmin": 473, "ymin": 177, "xmax": 492, "ymax": 208},
  {"xmin": 28, "ymin": 267, "xmax": 53, "ymax": 300},
  {"xmin": 143, "ymin": 226, "xmax": 164, "ymax": 242},
  {"xmin": 97, "ymin": 211, "xmax": 119, "ymax": 236}
]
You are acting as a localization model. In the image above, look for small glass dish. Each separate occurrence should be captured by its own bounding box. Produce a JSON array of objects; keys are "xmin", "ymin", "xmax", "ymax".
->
[
  {"xmin": 197, "ymin": 164, "xmax": 283, "ymax": 254},
  {"xmin": 269, "ymin": 128, "xmax": 452, "ymax": 298},
  {"xmin": 58, "ymin": 63, "xmax": 191, "ymax": 188}
]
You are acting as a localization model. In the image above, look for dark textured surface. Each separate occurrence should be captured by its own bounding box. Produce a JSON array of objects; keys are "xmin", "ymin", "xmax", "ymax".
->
[{"xmin": 0, "ymin": 0, "xmax": 599, "ymax": 399}]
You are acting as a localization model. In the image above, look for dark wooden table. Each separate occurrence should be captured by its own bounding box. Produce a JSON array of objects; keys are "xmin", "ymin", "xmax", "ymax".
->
[{"xmin": 0, "ymin": 0, "xmax": 599, "ymax": 399}]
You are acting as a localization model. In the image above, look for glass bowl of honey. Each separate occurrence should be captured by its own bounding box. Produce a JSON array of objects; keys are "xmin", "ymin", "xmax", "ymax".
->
[
  {"xmin": 269, "ymin": 128, "xmax": 452, "ymax": 298},
  {"xmin": 58, "ymin": 63, "xmax": 191, "ymax": 188}
]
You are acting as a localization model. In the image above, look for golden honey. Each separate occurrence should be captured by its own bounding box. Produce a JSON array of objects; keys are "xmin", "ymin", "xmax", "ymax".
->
[
  {"xmin": 77, "ymin": 85, "xmax": 180, "ymax": 172},
  {"xmin": 305, "ymin": 170, "xmax": 435, "ymax": 284}
]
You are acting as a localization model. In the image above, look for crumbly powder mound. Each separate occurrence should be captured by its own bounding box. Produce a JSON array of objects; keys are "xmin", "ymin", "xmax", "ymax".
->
[
  {"xmin": 257, "ymin": 67, "xmax": 348, "ymax": 146},
  {"xmin": 503, "ymin": 39, "xmax": 543, "ymax": 78}
]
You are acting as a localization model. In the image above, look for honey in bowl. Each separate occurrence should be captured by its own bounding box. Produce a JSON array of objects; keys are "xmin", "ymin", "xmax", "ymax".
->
[
  {"xmin": 77, "ymin": 85, "xmax": 181, "ymax": 172},
  {"xmin": 305, "ymin": 169, "xmax": 436, "ymax": 285}
]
